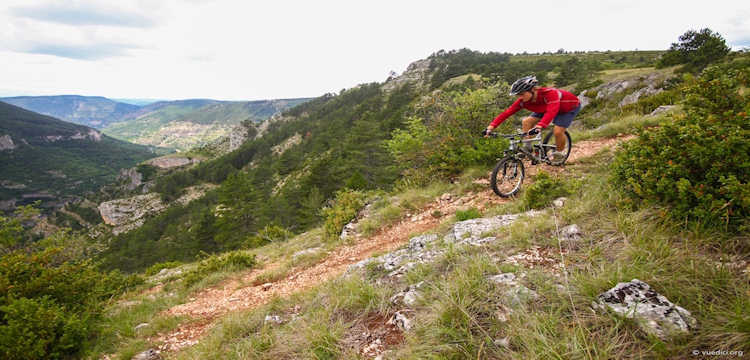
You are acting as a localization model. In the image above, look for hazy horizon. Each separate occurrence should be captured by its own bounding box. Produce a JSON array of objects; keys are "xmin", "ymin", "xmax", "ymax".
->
[{"xmin": 2, "ymin": 0, "xmax": 748, "ymax": 101}]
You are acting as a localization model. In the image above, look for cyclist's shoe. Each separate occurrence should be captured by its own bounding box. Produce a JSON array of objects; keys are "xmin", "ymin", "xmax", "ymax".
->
[{"xmin": 548, "ymin": 150, "xmax": 565, "ymax": 162}]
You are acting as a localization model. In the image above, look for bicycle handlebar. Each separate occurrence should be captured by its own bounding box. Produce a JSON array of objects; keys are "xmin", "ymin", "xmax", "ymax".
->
[{"xmin": 487, "ymin": 130, "xmax": 541, "ymax": 139}]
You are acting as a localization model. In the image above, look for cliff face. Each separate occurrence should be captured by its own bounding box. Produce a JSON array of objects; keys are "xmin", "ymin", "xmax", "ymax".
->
[
  {"xmin": 382, "ymin": 59, "xmax": 433, "ymax": 92},
  {"xmin": 98, "ymin": 184, "xmax": 216, "ymax": 235}
]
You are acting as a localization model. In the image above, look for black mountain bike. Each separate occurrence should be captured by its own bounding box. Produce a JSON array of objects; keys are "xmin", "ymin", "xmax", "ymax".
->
[{"xmin": 488, "ymin": 129, "xmax": 572, "ymax": 197}]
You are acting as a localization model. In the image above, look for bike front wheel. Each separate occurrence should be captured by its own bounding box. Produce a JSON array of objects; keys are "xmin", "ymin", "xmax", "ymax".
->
[
  {"xmin": 491, "ymin": 156, "xmax": 525, "ymax": 197},
  {"xmin": 542, "ymin": 130, "xmax": 572, "ymax": 166}
]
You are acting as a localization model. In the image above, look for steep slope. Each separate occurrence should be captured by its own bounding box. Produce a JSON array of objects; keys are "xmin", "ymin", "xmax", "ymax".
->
[
  {"xmin": 0, "ymin": 95, "xmax": 140, "ymax": 128},
  {"xmin": 98, "ymin": 49, "xmax": 673, "ymax": 272},
  {"xmin": 102, "ymin": 98, "xmax": 311, "ymax": 151},
  {"xmin": 0, "ymin": 101, "xmax": 167, "ymax": 209}
]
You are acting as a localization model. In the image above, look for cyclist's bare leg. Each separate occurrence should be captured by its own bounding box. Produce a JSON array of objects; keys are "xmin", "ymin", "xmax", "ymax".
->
[
  {"xmin": 522, "ymin": 116, "xmax": 537, "ymax": 133},
  {"xmin": 553, "ymin": 125, "xmax": 567, "ymax": 151},
  {"xmin": 521, "ymin": 117, "xmax": 539, "ymax": 151}
]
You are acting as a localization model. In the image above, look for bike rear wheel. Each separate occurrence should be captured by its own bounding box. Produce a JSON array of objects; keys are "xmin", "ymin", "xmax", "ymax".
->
[
  {"xmin": 542, "ymin": 130, "xmax": 572, "ymax": 166},
  {"xmin": 491, "ymin": 156, "xmax": 525, "ymax": 197}
]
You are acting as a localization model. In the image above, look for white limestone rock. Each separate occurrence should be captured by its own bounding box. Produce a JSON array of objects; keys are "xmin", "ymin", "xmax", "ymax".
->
[{"xmin": 595, "ymin": 279, "xmax": 697, "ymax": 340}]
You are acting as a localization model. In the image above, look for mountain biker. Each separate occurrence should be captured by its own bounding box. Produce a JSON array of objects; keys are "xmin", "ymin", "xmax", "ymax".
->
[{"xmin": 482, "ymin": 75, "xmax": 581, "ymax": 162}]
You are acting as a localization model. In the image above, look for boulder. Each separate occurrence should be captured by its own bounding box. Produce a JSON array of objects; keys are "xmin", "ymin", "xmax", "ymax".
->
[
  {"xmin": 340, "ymin": 200, "xmax": 379, "ymax": 241},
  {"xmin": 444, "ymin": 211, "xmax": 540, "ymax": 243},
  {"xmin": 387, "ymin": 311, "xmax": 413, "ymax": 331},
  {"xmin": 648, "ymin": 105, "xmax": 676, "ymax": 117},
  {"xmin": 264, "ymin": 314, "xmax": 283, "ymax": 325},
  {"xmin": 131, "ymin": 349, "xmax": 161, "ymax": 360},
  {"xmin": 559, "ymin": 224, "xmax": 582, "ymax": 242},
  {"xmin": 390, "ymin": 281, "xmax": 424, "ymax": 306},
  {"xmin": 488, "ymin": 272, "xmax": 539, "ymax": 306},
  {"xmin": 552, "ymin": 197, "xmax": 567, "ymax": 208},
  {"xmin": 619, "ymin": 85, "xmax": 663, "ymax": 107},
  {"xmin": 595, "ymin": 279, "xmax": 697, "ymax": 340}
]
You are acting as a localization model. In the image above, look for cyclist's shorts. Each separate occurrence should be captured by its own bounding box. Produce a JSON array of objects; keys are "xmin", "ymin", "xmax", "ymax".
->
[{"xmin": 530, "ymin": 104, "xmax": 581, "ymax": 128}]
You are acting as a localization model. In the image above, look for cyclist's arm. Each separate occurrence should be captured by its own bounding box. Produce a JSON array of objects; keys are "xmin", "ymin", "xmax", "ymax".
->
[{"xmin": 487, "ymin": 99, "xmax": 522, "ymax": 130}]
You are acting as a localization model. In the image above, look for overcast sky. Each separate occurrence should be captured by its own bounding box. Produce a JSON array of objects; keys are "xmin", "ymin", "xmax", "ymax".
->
[{"xmin": 1, "ymin": 0, "xmax": 749, "ymax": 101}]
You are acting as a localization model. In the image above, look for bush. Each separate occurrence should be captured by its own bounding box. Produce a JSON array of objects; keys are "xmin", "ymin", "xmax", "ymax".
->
[
  {"xmin": 521, "ymin": 171, "xmax": 571, "ymax": 209},
  {"xmin": 385, "ymin": 85, "xmax": 512, "ymax": 182},
  {"xmin": 612, "ymin": 63, "xmax": 749, "ymax": 231},
  {"xmin": 0, "ymin": 297, "xmax": 86, "ymax": 360},
  {"xmin": 0, "ymin": 247, "xmax": 140, "ymax": 313},
  {"xmin": 322, "ymin": 189, "xmax": 367, "ymax": 239},
  {"xmin": 455, "ymin": 208, "xmax": 481, "ymax": 221},
  {"xmin": 182, "ymin": 251, "xmax": 257, "ymax": 288},
  {"xmin": 144, "ymin": 261, "xmax": 182, "ymax": 277}
]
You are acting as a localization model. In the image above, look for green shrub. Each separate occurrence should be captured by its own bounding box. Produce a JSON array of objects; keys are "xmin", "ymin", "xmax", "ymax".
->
[
  {"xmin": 144, "ymin": 261, "xmax": 182, "ymax": 277},
  {"xmin": 183, "ymin": 251, "xmax": 257, "ymax": 288},
  {"xmin": 455, "ymin": 208, "xmax": 481, "ymax": 221},
  {"xmin": 0, "ymin": 297, "xmax": 86, "ymax": 360},
  {"xmin": 322, "ymin": 189, "xmax": 367, "ymax": 239},
  {"xmin": 521, "ymin": 171, "xmax": 571, "ymax": 209},
  {"xmin": 0, "ymin": 247, "xmax": 140, "ymax": 313},
  {"xmin": 612, "ymin": 63, "xmax": 749, "ymax": 231},
  {"xmin": 385, "ymin": 85, "xmax": 512, "ymax": 181}
]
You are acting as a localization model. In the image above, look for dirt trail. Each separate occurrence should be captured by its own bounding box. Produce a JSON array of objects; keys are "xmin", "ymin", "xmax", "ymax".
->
[{"xmin": 154, "ymin": 135, "xmax": 633, "ymax": 353}]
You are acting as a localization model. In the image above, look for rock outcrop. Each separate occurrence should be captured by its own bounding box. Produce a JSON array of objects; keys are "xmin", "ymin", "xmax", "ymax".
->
[
  {"xmin": 350, "ymin": 210, "xmax": 541, "ymax": 277},
  {"xmin": 340, "ymin": 200, "xmax": 378, "ymax": 241},
  {"xmin": 43, "ymin": 129, "xmax": 102, "ymax": 142},
  {"xmin": 595, "ymin": 279, "xmax": 697, "ymax": 340},
  {"xmin": 98, "ymin": 193, "xmax": 165, "ymax": 234},
  {"xmin": 382, "ymin": 59, "xmax": 433, "ymax": 93},
  {"xmin": 648, "ymin": 105, "xmax": 676, "ymax": 117},
  {"xmin": 98, "ymin": 184, "xmax": 216, "ymax": 235},
  {"xmin": 272, "ymin": 133, "xmax": 302, "ymax": 156},
  {"xmin": 118, "ymin": 168, "xmax": 143, "ymax": 191},
  {"xmin": 619, "ymin": 84, "xmax": 663, "ymax": 107},
  {"xmin": 0, "ymin": 135, "xmax": 15, "ymax": 150},
  {"xmin": 443, "ymin": 212, "xmax": 540, "ymax": 244},
  {"xmin": 147, "ymin": 157, "xmax": 201, "ymax": 169}
]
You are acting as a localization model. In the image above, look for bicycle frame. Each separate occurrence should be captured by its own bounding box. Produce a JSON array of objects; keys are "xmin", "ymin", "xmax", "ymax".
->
[{"xmin": 501, "ymin": 133, "xmax": 557, "ymax": 164}]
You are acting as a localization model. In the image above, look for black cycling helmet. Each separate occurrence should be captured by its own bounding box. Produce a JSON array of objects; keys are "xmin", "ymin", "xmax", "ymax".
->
[{"xmin": 509, "ymin": 75, "xmax": 538, "ymax": 95}]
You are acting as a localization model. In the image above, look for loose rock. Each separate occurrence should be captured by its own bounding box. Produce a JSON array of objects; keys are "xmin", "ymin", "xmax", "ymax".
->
[
  {"xmin": 387, "ymin": 311, "xmax": 413, "ymax": 331},
  {"xmin": 595, "ymin": 279, "xmax": 697, "ymax": 340},
  {"xmin": 131, "ymin": 349, "xmax": 161, "ymax": 360},
  {"xmin": 559, "ymin": 224, "xmax": 582, "ymax": 242}
]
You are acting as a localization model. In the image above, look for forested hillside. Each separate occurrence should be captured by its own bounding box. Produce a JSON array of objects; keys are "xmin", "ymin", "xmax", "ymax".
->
[
  {"xmin": 0, "ymin": 95, "xmax": 140, "ymax": 128},
  {"xmin": 3, "ymin": 27, "xmax": 748, "ymax": 359},
  {"xmin": 99, "ymin": 48, "xmax": 670, "ymax": 272},
  {"xmin": 0, "ymin": 102, "xmax": 166, "ymax": 209},
  {"xmin": 102, "ymin": 98, "xmax": 311, "ymax": 151}
]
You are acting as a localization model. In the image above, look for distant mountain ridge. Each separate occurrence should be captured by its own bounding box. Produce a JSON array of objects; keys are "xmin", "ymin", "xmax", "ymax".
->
[
  {"xmin": 0, "ymin": 101, "xmax": 167, "ymax": 209},
  {"xmin": 101, "ymin": 98, "xmax": 311, "ymax": 151},
  {"xmin": 2, "ymin": 95, "xmax": 312, "ymax": 151},
  {"xmin": 0, "ymin": 95, "xmax": 140, "ymax": 128}
]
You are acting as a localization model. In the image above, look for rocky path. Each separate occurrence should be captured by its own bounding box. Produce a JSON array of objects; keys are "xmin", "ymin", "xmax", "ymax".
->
[{"xmin": 153, "ymin": 135, "xmax": 633, "ymax": 354}]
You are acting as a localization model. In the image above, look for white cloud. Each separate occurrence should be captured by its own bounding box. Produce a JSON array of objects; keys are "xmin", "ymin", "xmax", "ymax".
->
[{"xmin": 0, "ymin": 0, "xmax": 748, "ymax": 100}]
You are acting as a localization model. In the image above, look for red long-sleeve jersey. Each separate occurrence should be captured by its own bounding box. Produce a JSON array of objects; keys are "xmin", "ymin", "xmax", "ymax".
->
[{"xmin": 490, "ymin": 87, "xmax": 580, "ymax": 128}]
